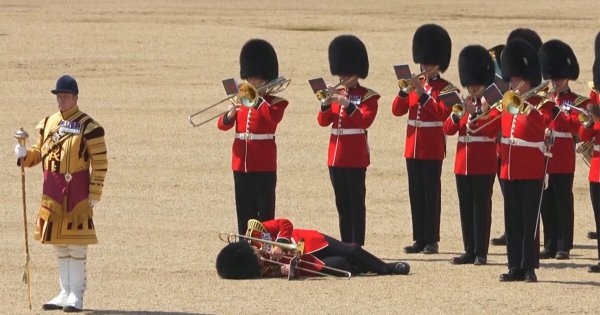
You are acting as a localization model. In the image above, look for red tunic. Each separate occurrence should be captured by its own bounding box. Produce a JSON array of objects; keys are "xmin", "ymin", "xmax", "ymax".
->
[
  {"xmin": 443, "ymin": 106, "xmax": 501, "ymax": 175},
  {"xmin": 499, "ymin": 96, "xmax": 553, "ymax": 180},
  {"xmin": 392, "ymin": 77, "xmax": 459, "ymax": 160},
  {"xmin": 317, "ymin": 85, "xmax": 379, "ymax": 167},
  {"xmin": 546, "ymin": 90, "xmax": 589, "ymax": 174},
  {"xmin": 580, "ymin": 89, "xmax": 600, "ymax": 182},
  {"xmin": 217, "ymin": 95, "xmax": 288, "ymax": 172}
]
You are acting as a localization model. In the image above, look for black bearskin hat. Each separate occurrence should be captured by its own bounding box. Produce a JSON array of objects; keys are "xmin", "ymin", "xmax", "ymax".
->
[
  {"xmin": 506, "ymin": 28, "xmax": 542, "ymax": 51},
  {"xmin": 412, "ymin": 24, "xmax": 452, "ymax": 72},
  {"xmin": 595, "ymin": 32, "xmax": 600, "ymax": 89},
  {"xmin": 539, "ymin": 39, "xmax": 579, "ymax": 80},
  {"xmin": 216, "ymin": 242, "xmax": 261, "ymax": 279},
  {"xmin": 458, "ymin": 45, "xmax": 495, "ymax": 87},
  {"xmin": 489, "ymin": 44, "xmax": 505, "ymax": 70},
  {"xmin": 501, "ymin": 38, "xmax": 541, "ymax": 87},
  {"xmin": 329, "ymin": 35, "xmax": 369, "ymax": 79},
  {"xmin": 240, "ymin": 39, "xmax": 278, "ymax": 82}
]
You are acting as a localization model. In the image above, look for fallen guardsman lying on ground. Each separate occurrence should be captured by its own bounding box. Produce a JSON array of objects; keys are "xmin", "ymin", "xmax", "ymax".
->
[{"xmin": 216, "ymin": 218, "xmax": 410, "ymax": 279}]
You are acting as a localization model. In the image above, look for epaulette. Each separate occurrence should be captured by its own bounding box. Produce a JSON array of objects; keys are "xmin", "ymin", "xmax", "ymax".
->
[
  {"xmin": 439, "ymin": 82, "xmax": 459, "ymax": 94},
  {"xmin": 573, "ymin": 95, "xmax": 590, "ymax": 108},
  {"xmin": 362, "ymin": 88, "xmax": 380, "ymax": 102}
]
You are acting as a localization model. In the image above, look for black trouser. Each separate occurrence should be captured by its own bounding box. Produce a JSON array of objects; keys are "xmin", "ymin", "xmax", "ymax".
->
[
  {"xmin": 233, "ymin": 171, "xmax": 276, "ymax": 235},
  {"xmin": 328, "ymin": 167, "xmax": 367, "ymax": 245},
  {"xmin": 456, "ymin": 174, "xmax": 495, "ymax": 258},
  {"xmin": 590, "ymin": 182, "xmax": 600, "ymax": 259},
  {"xmin": 313, "ymin": 235, "xmax": 391, "ymax": 275},
  {"xmin": 503, "ymin": 179, "xmax": 543, "ymax": 270},
  {"xmin": 540, "ymin": 173, "xmax": 574, "ymax": 253},
  {"xmin": 406, "ymin": 158, "xmax": 442, "ymax": 244}
]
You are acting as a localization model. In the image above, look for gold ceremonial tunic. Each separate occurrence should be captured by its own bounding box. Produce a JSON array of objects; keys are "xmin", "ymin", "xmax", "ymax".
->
[{"xmin": 21, "ymin": 105, "xmax": 107, "ymax": 245}]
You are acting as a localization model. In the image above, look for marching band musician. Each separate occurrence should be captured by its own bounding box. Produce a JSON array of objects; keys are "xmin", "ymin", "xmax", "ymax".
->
[
  {"xmin": 491, "ymin": 28, "xmax": 544, "ymax": 247},
  {"xmin": 498, "ymin": 39, "xmax": 556, "ymax": 283},
  {"xmin": 537, "ymin": 39, "xmax": 589, "ymax": 260},
  {"xmin": 13, "ymin": 75, "xmax": 108, "ymax": 311},
  {"xmin": 218, "ymin": 39, "xmax": 289, "ymax": 235},
  {"xmin": 392, "ymin": 24, "xmax": 458, "ymax": 254},
  {"xmin": 581, "ymin": 31, "xmax": 600, "ymax": 273},
  {"xmin": 317, "ymin": 35, "xmax": 379, "ymax": 246},
  {"xmin": 444, "ymin": 45, "xmax": 500, "ymax": 265},
  {"xmin": 216, "ymin": 218, "xmax": 410, "ymax": 279}
]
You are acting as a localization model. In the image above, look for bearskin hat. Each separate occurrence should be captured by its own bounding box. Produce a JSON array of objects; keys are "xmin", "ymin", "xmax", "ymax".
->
[
  {"xmin": 458, "ymin": 45, "xmax": 495, "ymax": 87},
  {"xmin": 506, "ymin": 28, "xmax": 542, "ymax": 51},
  {"xmin": 489, "ymin": 44, "xmax": 505, "ymax": 70},
  {"xmin": 501, "ymin": 38, "xmax": 541, "ymax": 87},
  {"xmin": 412, "ymin": 24, "xmax": 452, "ymax": 72},
  {"xmin": 539, "ymin": 39, "xmax": 579, "ymax": 80},
  {"xmin": 239, "ymin": 39, "xmax": 278, "ymax": 82},
  {"xmin": 329, "ymin": 35, "xmax": 369, "ymax": 79},
  {"xmin": 216, "ymin": 242, "xmax": 261, "ymax": 280}
]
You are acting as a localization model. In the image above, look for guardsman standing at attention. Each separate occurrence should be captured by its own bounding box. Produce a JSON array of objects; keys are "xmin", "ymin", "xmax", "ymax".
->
[
  {"xmin": 582, "ymin": 31, "xmax": 600, "ymax": 273},
  {"xmin": 538, "ymin": 39, "xmax": 589, "ymax": 260},
  {"xmin": 14, "ymin": 75, "xmax": 108, "ymax": 312},
  {"xmin": 498, "ymin": 39, "xmax": 555, "ymax": 283},
  {"xmin": 444, "ymin": 45, "xmax": 500, "ymax": 265},
  {"xmin": 218, "ymin": 39, "xmax": 289, "ymax": 235},
  {"xmin": 393, "ymin": 24, "xmax": 458, "ymax": 254},
  {"xmin": 317, "ymin": 35, "xmax": 379, "ymax": 246}
]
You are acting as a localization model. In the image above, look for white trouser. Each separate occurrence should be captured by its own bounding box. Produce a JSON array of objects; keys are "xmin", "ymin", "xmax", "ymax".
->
[{"xmin": 49, "ymin": 245, "xmax": 87, "ymax": 310}]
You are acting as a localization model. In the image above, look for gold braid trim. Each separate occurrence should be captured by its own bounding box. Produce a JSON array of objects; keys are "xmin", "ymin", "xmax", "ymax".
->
[
  {"xmin": 362, "ymin": 89, "xmax": 380, "ymax": 102},
  {"xmin": 439, "ymin": 82, "xmax": 459, "ymax": 94}
]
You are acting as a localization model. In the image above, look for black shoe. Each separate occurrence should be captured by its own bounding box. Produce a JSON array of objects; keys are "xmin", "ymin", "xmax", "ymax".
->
[
  {"xmin": 524, "ymin": 269, "xmax": 538, "ymax": 282},
  {"xmin": 587, "ymin": 231, "xmax": 598, "ymax": 240},
  {"xmin": 499, "ymin": 269, "xmax": 525, "ymax": 282},
  {"xmin": 491, "ymin": 233, "xmax": 506, "ymax": 246},
  {"xmin": 451, "ymin": 254, "xmax": 475, "ymax": 265},
  {"xmin": 422, "ymin": 243, "xmax": 439, "ymax": 254},
  {"xmin": 555, "ymin": 251, "xmax": 570, "ymax": 260},
  {"xmin": 587, "ymin": 264, "xmax": 600, "ymax": 273},
  {"xmin": 388, "ymin": 262, "xmax": 410, "ymax": 275},
  {"xmin": 403, "ymin": 242, "xmax": 425, "ymax": 254},
  {"xmin": 539, "ymin": 248, "xmax": 556, "ymax": 259},
  {"xmin": 474, "ymin": 256, "xmax": 487, "ymax": 266},
  {"xmin": 63, "ymin": 306, "xmax": 83, "ymax": 313},
  {"xmin": 41, "ymin": 303, "xmax": 63, "ymax": 310}
]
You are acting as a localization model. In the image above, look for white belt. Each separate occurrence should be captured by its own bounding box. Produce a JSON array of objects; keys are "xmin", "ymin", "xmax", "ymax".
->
[
  {"xmin": 594, "ymin": 145, "xmax": 600, "ymax": 152},
  {"xmin": 551, "ymin": 131, "xmax": 573, "ymax": 139},
  {"xmin": 330, "ymin": 128, "xmax": 365, "ymax": 135},
  {"xmin": 407, "ymin": 120, "xmax": 443, "ymax": 128},
  {"xmin": 500, "ymin": 137, "xmax": 544, "ymax": 149},
  {"xmin": 235, "ymin": 133, "xmax": 274, "ymax": 140},
  {"xmin": 458, "ymin": 136, "xmax": 495, "ymax": 143}
]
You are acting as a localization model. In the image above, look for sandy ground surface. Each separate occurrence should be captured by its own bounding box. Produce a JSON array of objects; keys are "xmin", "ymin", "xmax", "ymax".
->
[{"xmin": 1, "ymin": 1, "xmax": 600, "ymax": 314}]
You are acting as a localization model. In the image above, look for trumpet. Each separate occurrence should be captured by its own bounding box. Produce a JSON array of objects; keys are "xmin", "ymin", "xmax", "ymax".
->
[
  {"xmin": 501, "ymin": 80, "xmax": 551, "ymax": 115},
  {"xmin": 188, "ymin": 76, "xmax": 291, "ymax": 127},
  {"xmin": 315, "ymin": 76, "xmax": 357, "ymax": 103},
  {"xmin": 397, "ymin": 66, "xmax": 438, "ymax": 93},
  {"xmin": 218, "ymin": 231, "xmax": 351, "ymax": 279}
]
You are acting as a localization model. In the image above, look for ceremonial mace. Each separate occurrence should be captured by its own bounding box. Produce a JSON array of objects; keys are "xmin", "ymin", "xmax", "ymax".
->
[{"xmin": 14, "ymin": 127, "xmax": 32, "ymax": 309}]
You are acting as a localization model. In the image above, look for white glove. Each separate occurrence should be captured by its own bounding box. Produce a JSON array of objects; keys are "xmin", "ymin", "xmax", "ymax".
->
[
  {"xmin": 89, "ymin": 199, "xmax": 98, "ymax": 208},
  {"xmin": 14, "ymin": 144, "xmax": 27, "ymax": 158}
]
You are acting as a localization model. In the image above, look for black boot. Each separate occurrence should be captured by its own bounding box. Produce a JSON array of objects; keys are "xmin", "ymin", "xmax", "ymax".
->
[
  {"xmin": 491, "ymin": 233, "xmax": 506, "ymax": 246},
  {"xmin": 403, "ymin": 242, "xmax": 425, "ymax": 254}
]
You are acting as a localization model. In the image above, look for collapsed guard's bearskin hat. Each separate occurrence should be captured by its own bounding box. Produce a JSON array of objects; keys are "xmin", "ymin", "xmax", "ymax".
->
[
  {"xmin": 594, "ymin": 32, "xmax": 600, "ymax": 89},
  {"xmin": 51, "ymin": 75, "xmax": 79, "ymax": 95},
  {"xmin": 501, "ymin": 38, "xmax": 541, "ymax": 87},
  {"xmin": 239, "ymin": 39, "xmax": 278, "ymax": 82},
  {"xmin": 458, "ymin": 45, "xmax": 495, "ymax": 87},
  {"xmin": 506, "ymin": 28, "xmax": 543, "ymax": 51},
  {"xmin": 412, "ymin": 24, "xmax": 452, "ymax": 72},
  {"xmin": 488, "ymin": 44, "xmax": 505, "ymax": 70},
  {"xmin": 539, "ymin": 39, "xmax": 579, "ymax": 80},
  {"xmin": 216, "ymin": 242, "xmax": 261, "ymax": 280},
  {"xmin": 329, "ymin": 35, "xmax": 369, "ymax": 79}
]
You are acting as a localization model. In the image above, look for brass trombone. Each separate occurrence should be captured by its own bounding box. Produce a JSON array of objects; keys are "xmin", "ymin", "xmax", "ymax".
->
[
  {"xmin": 314, "ymin": 76, "xmax": 357, "ymax": 103},
  {"xmin": 188, "ymin": 76, "xmax": 291, "ymax": 127},
  {"xmin": 397, "ymin": 66, "xmax": 439, "ymax": 93},
  {"xmin": 218, "ymin": 231, "xmax": 352, "ymax": 279},
  {"xmin": 501, "ymin": 80, "xmax": 551, "ymax": 115}
]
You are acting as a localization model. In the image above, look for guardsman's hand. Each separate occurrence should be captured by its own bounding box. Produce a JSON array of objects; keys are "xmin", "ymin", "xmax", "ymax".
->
[
  {"xmin": 280, "ymin": 264, "xmax": 290, "ymax": 276},
  {"xmin": 269, "ymin": 246, "xmax": 284, "ymax": 261},
  {"xmin": 89, "ymin": 199, "xmax": 98, "ymax": 208},
  {"xmin": 226, "ymin": 103, "xmax": 239, "ymax": 120},
  {"xmin": 14, "ymin": 144, "xmax": 26, "ymax": 158},
  {"xmin": 331, "ymin": 94, "xmax": 349, "ymax": 108}
]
